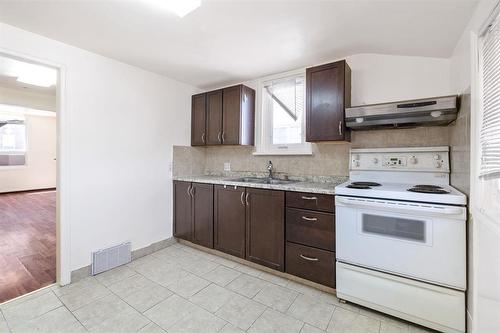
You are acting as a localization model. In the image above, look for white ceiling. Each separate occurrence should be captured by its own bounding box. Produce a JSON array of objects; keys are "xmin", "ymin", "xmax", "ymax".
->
[
  {"xmin": 0, "ymin": 55, "xmax": 57, "ymax": 96},
  {"xmin": 0, "ymin": 0, "xmax": 478, "ymax": 89}
]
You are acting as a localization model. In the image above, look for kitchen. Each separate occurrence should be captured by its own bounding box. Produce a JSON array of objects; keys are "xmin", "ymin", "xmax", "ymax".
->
[{"xmin": 0, "ymin": 1, "xmax": 498, "ymax": 333}]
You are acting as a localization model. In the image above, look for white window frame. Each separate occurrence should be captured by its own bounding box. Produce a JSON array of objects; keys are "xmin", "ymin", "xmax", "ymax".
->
[
  {"xmin": 254, "ymin": 68, "xmax": 312, "ymax": 156},
  {"xmin": 0, "ymin": 111, "xmax": 28, "ymax": 168}
]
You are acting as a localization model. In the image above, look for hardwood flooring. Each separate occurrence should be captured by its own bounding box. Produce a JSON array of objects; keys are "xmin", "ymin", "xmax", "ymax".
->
[{"xmin": 0, "ymin": 190, "xmax": 56, "ymax": 303}]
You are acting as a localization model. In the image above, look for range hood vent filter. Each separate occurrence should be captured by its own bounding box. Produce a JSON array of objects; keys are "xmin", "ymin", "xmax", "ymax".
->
[{"xmin": 345, "ymin": 95, "xmax": 458, "ymax": 130}]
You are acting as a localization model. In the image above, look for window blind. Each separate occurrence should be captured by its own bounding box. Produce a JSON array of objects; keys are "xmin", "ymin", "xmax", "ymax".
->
[{"xmin": 481, "ymin": 15, "xmax": 500, "ymax": 177}]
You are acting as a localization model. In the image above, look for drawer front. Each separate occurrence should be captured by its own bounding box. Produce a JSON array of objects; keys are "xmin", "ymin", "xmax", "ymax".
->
[
  {"xmin": 286, "ymin": 242, "xmax": 335, "ymax": 288},
  {"xmin": 286, "ymin": 191, "xmax": 334, "ymax": 213},
  {"xmin": 286, "ymin": 208, "xmax": 335, "ymax": 251}
]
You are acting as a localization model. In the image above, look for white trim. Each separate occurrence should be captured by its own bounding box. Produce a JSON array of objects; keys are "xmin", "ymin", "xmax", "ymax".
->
[
  {"xmin": 252, "ymin": 150, "xmax": 312, "ymax": 156},
  {"xmin": 254, "ymin": 68, "xmax": 312, "ymax": 156},
  {"xmin": 469, "ymin": 31, "xmax": 480, "ymax": 333},
  {"xmin": 0, "ymin": 48, "xmax": 71, "ymax": 286}
]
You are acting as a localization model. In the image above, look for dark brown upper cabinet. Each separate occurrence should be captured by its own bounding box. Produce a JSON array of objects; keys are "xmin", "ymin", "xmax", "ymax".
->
[
  {"xmin": 190, "ymin": 84, "xmax": 255, "ymax": 146},
  {"xmin": 173, "ymin": 181, "xmax": 214, "ymax": 248},
  {"xmin": 206, "ymin": 90, "xmax": 223, "ymax": 145},
  {"xmin": 306, "ymin": 60, "xmax": 351, "ymax": 142},
  {"xmin": 191, "ymin": 93, "xmax": 207, "ymax": 146},
  {"xmin": 246, "ymin": 188, "xmax": 285, "ymax": 272},
  {"xmin": 214, "ymin": 185, "xmax": 246, "ymax": 258}
]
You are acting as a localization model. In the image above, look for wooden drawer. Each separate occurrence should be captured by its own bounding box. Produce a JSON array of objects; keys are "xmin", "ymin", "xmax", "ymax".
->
[
  {"xmin": 286, "ymin": 242, "xmax": 335, "ymax": 288},
  {"xmin": 286, "ymin": 208, "xmax": 335, "ymax": 251},
  {"xmin": 286, "ymin": 191, "xmax": 334, "ymax": 213}
]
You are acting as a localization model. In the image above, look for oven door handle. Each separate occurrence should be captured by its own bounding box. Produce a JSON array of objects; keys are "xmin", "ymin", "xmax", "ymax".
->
[{"xmin": 335, "ymin": 197, "xmax": 464, "ymax": 216}]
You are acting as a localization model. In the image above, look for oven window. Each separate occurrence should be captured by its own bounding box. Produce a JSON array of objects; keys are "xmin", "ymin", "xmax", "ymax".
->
[{"xmin": 361, "ymin": 214, "xmax": 426, "ymax": 242}]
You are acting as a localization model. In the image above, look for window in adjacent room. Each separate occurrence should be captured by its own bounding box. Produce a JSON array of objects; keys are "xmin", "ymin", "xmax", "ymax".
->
[
  {"xmin": 256, "ymin": 71, "xmax": 311, "ymax": 155},
  {"xmin": 0, "ymin": 113, "xmax": 26, "ymax": 166}
]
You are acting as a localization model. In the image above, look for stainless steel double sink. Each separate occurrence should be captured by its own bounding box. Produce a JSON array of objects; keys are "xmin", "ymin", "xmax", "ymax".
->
[{"xmin": 228, "ymin": 177, "xmax": 298, "ymax": 185}]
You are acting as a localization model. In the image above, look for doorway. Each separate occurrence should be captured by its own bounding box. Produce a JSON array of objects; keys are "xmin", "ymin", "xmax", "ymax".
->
[{"xmin": 0, "ymin": 54, "xmax": 58, "ymax": 302}]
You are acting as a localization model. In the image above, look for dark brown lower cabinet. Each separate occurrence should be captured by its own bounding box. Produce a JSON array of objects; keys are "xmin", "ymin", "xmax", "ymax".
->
[
  {"xmin": 192, "ymin": 183, "xmax": 214, "ymax": 248},
  {"xmin": 173, "ymin": 181, "xmax": 214, "ymax": 248},
  {"xmin": 214, "ymin": 185, "xmax": 246, "ymax": 258},
  {"xmin": 246, "ymin": 188, "xmax": 285, "ymax": 271},
  {"xmin": 286, "ymin": 242, "xmax": 336, "ymax": 288},
  {"xmin": 286, "ymin": 208, "xmax": 335, "ymax": 251},
  {"xmin": 173, "ymin": 181, "xmax": 192, "ymax": 241}
]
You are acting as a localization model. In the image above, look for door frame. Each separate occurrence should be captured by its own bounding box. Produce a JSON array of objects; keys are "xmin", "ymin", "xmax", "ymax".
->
[{"xmin": 0, "ymin": 48, "xmax": 71, "ymax": 286}]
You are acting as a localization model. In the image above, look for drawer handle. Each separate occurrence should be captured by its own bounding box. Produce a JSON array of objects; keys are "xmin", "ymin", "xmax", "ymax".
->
[
  {"xmin": 299, "ymin": 254, "xmax": 319, "ymax": 262},
  {"xmin": 301, "ymin": 196, "xmax": 317, "ymax": 201},
  {"xmin": 301, "ymin": 216, "xmax": 318, "ymax": 222},
  {"xmin": 240, "ymin": 191, "xmax": 245, "ymax": 206}
]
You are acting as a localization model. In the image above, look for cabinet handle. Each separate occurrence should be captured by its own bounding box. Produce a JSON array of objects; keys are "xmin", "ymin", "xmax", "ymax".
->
[
  {"xmin": 301, "ymin": 216, "xmax": 318, "ymax": 222},
  {"xmin": 299, "ymin": 254, "xmax": 319, "ymax": 262},
  {"xmin": 202, "ymin": 133, "xmax": 205, "ymax": 143},
  {"xmin": 186, "ymin": 185, "xmax": 191, "ymax": 198},
  {"xmin": 240, "ymin": 191, "xmax": 245, "ymax": 206},
  {"xmin": 338, "ymin": 120, "xmax": 343, "ymax": 136},
  {"xmin": 217, "ymin": 131, "xmax": 222, "ymax": 143},
  {"xmin": 222, "ymin": 131, "xmax": 226, "ymax": 143},
  {"xmin": 301, "ymin": 196, "xmax": 317, "ymax": 201},
  {"xmin": 190, "ymin": 186, "xmax": 195, "ymax": 197},
  {"xmin": 245, "ymin": 193, "xmax": 250, "ymax": 206}
]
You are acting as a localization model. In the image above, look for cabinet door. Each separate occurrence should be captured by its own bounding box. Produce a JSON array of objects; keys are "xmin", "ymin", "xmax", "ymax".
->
[
  {"xmin": 191, "ymin": 94, "xmax": 207, "ymax": 146},
  {"xmin": 206, "ymin": 90, "xmax": 223, "ymax": 145},
  {"xmin": 214, "ymin": 185, "xmax": 246, "ymax": 258},
  {"xmin": 192, "ymin": 183, "xmax": 214, "ymax": 248},
  {"xmin": 222, "ymin": 85, "xmax": 242, "ymax": 145},
  {"xmin": 173, "ymin": 181, "xmax": 192, "ymax": 241},
  {"xmin": 306, "ymin": 60, "xmax": 349, "ymax": 142},
  {"xmin": 246, "ymin": 188, "xmax": 285, "ymax": 271}
]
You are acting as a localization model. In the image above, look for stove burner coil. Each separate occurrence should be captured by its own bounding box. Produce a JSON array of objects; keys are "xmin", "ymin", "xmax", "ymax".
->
[
  {"xmin": 351, "ymin": 182, "xmax": 381, "ymax": 187},
  {"xmin": 407, "ymin": 187, "xmax": 450, "ymax": 194},
  {"xmin": 346, "ymin": 184, "xmax": 372, "ymax": 189}
]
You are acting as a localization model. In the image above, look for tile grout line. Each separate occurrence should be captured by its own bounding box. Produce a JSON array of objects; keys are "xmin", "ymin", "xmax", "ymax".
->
[
  {"xmin": 51, "ymin": 289, "xmax": 91, "ymax": 331},
  {"xmin": 91, "ymin": 273, "xmax": 158, "ymax": 332}
]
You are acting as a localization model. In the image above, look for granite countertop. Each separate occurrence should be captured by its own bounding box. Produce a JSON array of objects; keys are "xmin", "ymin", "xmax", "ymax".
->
[{"xmin": 172, "ymin": 174, "xmax": 348, "ymax": 195}]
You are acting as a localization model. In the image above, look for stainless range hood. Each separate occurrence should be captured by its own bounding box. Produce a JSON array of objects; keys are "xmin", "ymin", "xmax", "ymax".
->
[{"xmin": 345, "ymin": 95, "xmax": 458, "ymax": 130}]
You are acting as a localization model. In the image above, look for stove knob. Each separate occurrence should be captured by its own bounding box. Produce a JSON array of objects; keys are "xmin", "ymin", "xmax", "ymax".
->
[
  {"xmin": 354, "ymin": 161, "xmax": 360, "ymax": 167},
  {"xmin": 409, "ymin": 156, "xmax": 417, "ymax": 164},
  {"xmin": 434, "ymin": 154, "xmax": 440, "ymax": 160},
  {"xmin": 434, "ymin": 161, "xmax": 442, "ymax": 168},
  {"xmin": 373, "ymin": 158, "xmax": 379, "ymax": 164}
]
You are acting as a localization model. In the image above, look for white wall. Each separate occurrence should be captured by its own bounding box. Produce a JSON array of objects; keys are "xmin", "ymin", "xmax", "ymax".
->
[
  {"xmin": 0, "ymin": 113, "xmax": 57, "ymax": 192},
  {"xmin": 346, "ymin": 54, "xmax": 451, "ymax": 105},
  {"xmin": 449, "ymin": 1, "xmax": 500, "ymax": 332},
  {"xmin": 241, "ymin": 53, "xmax": 452, "ymax": 105},
  {"xmin": 0, "ymin": 23, "xmax": 196, "ymax": 275}
]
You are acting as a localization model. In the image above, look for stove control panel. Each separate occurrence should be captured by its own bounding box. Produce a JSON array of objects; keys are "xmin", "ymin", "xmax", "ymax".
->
[
  {"xmin": 350, "ymin": 147, "xmax": 450, "ymax": 173},
  {"xmin": 384, "ymin": 156, "xmax": 407, "ymax": 167}
]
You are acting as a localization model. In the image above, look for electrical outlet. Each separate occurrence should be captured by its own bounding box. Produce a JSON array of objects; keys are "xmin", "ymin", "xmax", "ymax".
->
[{"xmin": 224, "ymin": 162, "xmax": 231, "ymax": 171}]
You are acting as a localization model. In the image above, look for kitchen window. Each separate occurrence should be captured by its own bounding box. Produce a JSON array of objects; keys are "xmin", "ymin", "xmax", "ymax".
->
[
  {"xmin": 255, "ymin": 70, "xmax": 311, "ymax": 155},
  {"xmin": 0, "ymin": 113, "xmax": 27, "ymax": 166},
  {"xmin": 477, "ymin": 9, "xmax": 500, "ymax": 222}
]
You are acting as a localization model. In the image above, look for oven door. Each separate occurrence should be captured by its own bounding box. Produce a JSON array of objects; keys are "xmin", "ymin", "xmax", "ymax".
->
[{"xmin": 335, "ymin": 196, "xmax": 466, "ymax": 290}]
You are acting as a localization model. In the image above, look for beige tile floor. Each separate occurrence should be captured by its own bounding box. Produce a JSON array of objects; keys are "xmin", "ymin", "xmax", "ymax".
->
[{"xmin": 0, "ymin": 243, "xmax": 436, "ymax": 333}]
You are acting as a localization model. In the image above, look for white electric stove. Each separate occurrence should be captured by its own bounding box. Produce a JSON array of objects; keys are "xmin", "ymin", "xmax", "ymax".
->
[{"xmin": 335, "ymin": 146, "xmax": 467, "ymax": 333}]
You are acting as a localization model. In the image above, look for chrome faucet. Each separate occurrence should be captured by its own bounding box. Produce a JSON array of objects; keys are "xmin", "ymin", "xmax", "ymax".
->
[{"xmin": 267, "ymin": 161, "xmax": 274, "ymax": 179}]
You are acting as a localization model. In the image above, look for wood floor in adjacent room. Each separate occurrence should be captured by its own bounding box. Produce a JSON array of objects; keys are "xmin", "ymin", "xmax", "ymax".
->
[{"xmin": 0, "ymin": 190, "xmax": 56, "ymax": 304}]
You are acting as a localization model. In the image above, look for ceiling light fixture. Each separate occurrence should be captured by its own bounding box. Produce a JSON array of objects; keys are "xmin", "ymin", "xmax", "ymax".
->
[{"xmin": 143, "ymin": 0, "xmax": 201, "ymax": 17}]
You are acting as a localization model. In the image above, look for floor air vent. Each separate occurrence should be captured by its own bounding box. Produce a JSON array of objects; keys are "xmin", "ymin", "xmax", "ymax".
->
[{"xmin": 91, "ymin": 242, "xmax": 131, "ymax": 275}]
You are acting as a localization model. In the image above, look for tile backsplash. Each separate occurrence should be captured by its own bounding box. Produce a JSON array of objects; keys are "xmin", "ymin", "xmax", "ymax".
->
[{"xmin": 173, "ymin": 126, "xmax": 451, "ymax": 178}]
